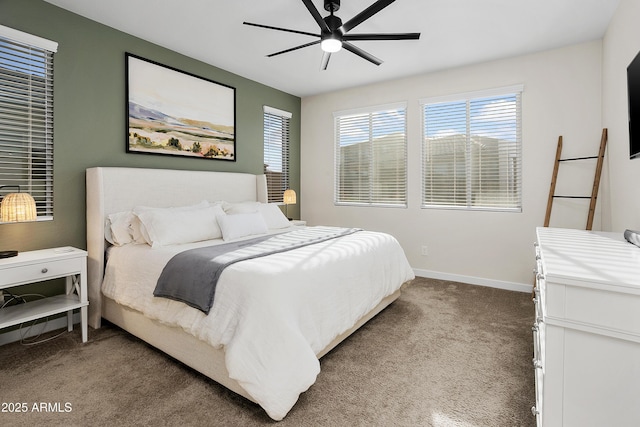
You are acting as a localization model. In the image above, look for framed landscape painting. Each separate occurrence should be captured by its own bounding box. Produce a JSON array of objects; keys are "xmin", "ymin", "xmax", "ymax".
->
[{"xmin": 126, "ymin": 53, "xmax": 236, "ymax": 161}]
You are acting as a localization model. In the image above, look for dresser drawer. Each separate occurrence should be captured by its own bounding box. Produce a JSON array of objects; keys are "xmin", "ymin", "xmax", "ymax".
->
[
  {"xmin": 546, "ymin": 282, "xmax": 640, "ymax": 338},
  {"xmin": 0, "ymin": 257, "xmax": 83, "ymax": 288}
]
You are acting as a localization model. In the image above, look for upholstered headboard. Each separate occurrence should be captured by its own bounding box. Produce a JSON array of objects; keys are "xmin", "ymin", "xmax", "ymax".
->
[{"xmin": 85, "ymin": 167, "xmax": 268, "ymax": 328}]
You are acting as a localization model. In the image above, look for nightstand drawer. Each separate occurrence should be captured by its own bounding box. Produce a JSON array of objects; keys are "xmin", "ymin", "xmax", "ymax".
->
[{"xmin": 0, "ymin": 257, "xmax": 83, "ymax": 288}]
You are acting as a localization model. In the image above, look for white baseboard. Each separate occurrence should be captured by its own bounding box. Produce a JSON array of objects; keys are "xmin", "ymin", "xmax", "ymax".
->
[
  {"xmin": 0, "ymin": 313, "xmax": 81, "ymax": 346},
  {"xmin": 413, "ymin": 268, "xmax": 532, "ymax": 293}
]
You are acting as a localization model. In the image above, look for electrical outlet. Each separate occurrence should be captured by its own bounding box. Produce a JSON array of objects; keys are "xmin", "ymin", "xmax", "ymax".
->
[{"xmin": 421, "ymin": 245, "xmax": 429, "ymax": 256}]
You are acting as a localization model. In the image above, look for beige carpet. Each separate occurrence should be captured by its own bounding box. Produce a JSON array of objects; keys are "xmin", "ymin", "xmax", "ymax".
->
[{"xmin": 0, "ymin": 277, "xmax": 535, "ymax": 426}]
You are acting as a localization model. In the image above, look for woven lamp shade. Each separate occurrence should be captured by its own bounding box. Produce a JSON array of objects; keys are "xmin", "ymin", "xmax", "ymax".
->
[
  {"xmin": 1, "ymin": 192, "xmax": 37, "ymax": 222},
  {"xmin": 283, "ymin": 189, "xmax": 297, "ymax": 204}
]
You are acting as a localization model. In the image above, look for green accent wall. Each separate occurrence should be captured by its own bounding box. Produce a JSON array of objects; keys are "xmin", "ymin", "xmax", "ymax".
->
[{"xmin": 0, "ymin": 0, "xmax": 301, "ymax": 252}]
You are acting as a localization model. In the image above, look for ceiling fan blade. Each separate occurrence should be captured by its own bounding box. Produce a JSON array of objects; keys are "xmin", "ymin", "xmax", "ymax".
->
[
  {"xmin": 340, "ymin": 0, "xmax": 396, "ymax": 34},
  {"xmin": 343, "ymin": 32, "xmax": 420, "ymax": 41},
  {"xmin": 320, "ymin": 52, "xmax": 332, "ymax": 70},
  {"xmin": 342, "ymin": 41, "xmax": 382, "ymax": 66},
  {"xmin": 267, "ymin": 40, "xmax": 321, "ymax": 58},
  {"xmin": 243, "ymin": 22, "xmax": 319, "ymax": 38},
  {"xmin": 301, "ymin": 0, "xmax": 330, "ymax": 33}
]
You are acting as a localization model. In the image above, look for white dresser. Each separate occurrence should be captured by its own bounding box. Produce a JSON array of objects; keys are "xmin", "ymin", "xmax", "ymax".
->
[{"xmin": 533, "ymin": 227, "xmax": 640, "ymax": 426}]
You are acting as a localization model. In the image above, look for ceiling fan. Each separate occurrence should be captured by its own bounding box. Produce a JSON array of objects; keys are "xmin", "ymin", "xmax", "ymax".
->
[{"xmin": 243, "ymin": 0, "xmax": 420, "ymax": 70}]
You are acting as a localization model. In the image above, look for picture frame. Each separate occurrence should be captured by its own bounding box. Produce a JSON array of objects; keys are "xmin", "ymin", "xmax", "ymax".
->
[{"xmin": 125, "ymin": 53, "xmax": 236, "ymax": 161}]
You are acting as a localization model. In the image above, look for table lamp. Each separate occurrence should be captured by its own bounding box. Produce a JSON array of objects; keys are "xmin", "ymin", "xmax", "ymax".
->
[
  {"xmin": 0, "ymin": 185, "xmax": 37, "ymax": 258},
  {"xmin": 283, "ymin": 189, "xmax": 296, "ymax": 220}
]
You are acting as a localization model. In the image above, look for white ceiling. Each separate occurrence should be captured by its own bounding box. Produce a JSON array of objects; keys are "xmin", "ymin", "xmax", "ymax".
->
[{"xmin": 44, "ymin": 0, "xmax": 619, "ymax": 97}]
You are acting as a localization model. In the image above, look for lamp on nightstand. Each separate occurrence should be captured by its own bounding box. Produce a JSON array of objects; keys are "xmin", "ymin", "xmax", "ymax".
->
[
  {"xmin": 283, "ymin": 188, "xmax": 297, "ymax": 220},
  {"xmin": 0, "ymin": 185, "xmax": 37, "ymax": 258}
]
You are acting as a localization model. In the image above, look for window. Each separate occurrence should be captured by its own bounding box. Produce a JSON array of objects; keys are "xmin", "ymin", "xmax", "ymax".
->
[
  {"xmin": 0, "ymin": 25, "xmax": 57, "ymax": 220},
  {"xmin": 334, "ymin": 103, "xmax": 407, "ymax": 207},
  {"xmin": 263, "ymin": 106, "xmax": 291, "ymax": 203},
  {"xmin": 421, "ymin": 86, "xmax": 522, "ymax": 211}
]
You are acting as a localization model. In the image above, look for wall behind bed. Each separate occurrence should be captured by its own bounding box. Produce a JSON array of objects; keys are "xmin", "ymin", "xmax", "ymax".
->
[{"xmin": 0, "ymin": 0, "xmax": 301, "ymax": 253}]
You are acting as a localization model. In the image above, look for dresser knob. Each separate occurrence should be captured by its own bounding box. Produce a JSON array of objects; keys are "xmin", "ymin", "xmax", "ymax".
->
[{"xmin": 41, "ymin": 268, "xmax": 48, "ymax": 274}]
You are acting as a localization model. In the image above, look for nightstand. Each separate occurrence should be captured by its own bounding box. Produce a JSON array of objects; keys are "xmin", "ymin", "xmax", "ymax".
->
[
  {"xmin": 0, "ymin": 247, "xmax": 88, "ymax": 343},
  {"xmin": 290, "ymin": 220, "xmax": 306, "ymax": 226}
]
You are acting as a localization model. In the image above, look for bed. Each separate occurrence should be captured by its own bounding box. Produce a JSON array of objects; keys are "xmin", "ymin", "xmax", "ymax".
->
[{"xmin": 86, "ymin": 166, "xmax": 415, "ymax": 420}]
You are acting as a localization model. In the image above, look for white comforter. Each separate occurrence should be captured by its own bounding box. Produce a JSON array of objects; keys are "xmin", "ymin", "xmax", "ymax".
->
[{"xmin": 101, "ymin": 226, "xmax": 415, "ymax": 420}]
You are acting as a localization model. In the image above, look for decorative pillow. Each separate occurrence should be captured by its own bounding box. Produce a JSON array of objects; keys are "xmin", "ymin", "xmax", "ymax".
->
[
  {"xmin": 258, "ymin": 203, "xmax": 291, "ymax": 229},
  {"xmin": 216, "ymin": 212, "xmax": 269, "ymax": 241},
  {"xmin": 133, "ymin": 201, "xmax": 217, "ymax": 247}
]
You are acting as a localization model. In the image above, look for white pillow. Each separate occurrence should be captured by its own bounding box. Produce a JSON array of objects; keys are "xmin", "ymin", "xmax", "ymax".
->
[
  {"xmin": 106, "ymin": 210, "xmax": 136, "ymax": 246},
  {"xmin": 137, "ymin": 204, "xmax": 224, "ymax": 248},
  {"xmin": 105, "ymin": 219, "xmax": 117, "ymax": 245},
  {"xmin": 258, "ymin": 203, "xmax": 291, "ymax": 229},
  {"xmin": 133, "ymin": 200, "xmax": 210, "ymax": 245},
  {"xmin": 222, "ymin": 201, "xmax": 261, "ymax": 214},
  {"xmin": 216, "ymin": 212, "xmax": 269, "ymax": 241},
  {"xmin": 130, "ymin": 216, "xmax": 149, "ymax": 245}
]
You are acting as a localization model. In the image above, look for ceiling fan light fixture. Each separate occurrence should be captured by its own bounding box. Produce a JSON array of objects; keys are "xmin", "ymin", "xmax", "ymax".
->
[
  {"xmin": 321, "ymin": 38, "xmax": 342, "ymax": 53},
  {"xmin": 244, "ymin": 0, "xmax": 420, "ymax": 69}
]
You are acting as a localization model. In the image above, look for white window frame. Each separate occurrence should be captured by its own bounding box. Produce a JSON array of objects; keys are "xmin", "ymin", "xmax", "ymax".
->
[
  {"xmin": 333, "ymin": 102, "xmax": 408, "ymax": 208},
  {"xmin": 420, "ymin": 85, "xmax": 523, "ymax": 212},
  {"xmin": 0, "ymin": 25, "xmax": 57, "ymax": 221},
  {"xmin": 263, "ymin": 105, "xmax": 292, "ymax": 204}
]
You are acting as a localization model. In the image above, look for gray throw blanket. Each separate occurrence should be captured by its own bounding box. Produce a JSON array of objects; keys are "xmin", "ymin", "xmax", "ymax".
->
[{"xmin": 154, "ymin": 227, "xmax": 361, "ymax": 314}]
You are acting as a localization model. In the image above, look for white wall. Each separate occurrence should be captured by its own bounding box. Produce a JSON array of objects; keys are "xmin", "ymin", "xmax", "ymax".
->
[
  {"xmin": 602, "ymin": 0, "xmax": 640, "ymax": 232},
  {"xmin": 301, "ymin": 41, "xmax": 603, "ymax": 288}
]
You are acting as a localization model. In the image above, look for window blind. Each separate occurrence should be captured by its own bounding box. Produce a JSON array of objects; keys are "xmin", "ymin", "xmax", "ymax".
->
[
  {"xmin": 263, "ymin": 106, "xmax": 291, "ymax": 203},
  {"xmin": 0, "ymin": 25, "xmax": 57, "ymax": 220},
  {"xmin": 421, "ymin": 86, "xmax": 522, "ymax": 211},
  {"xmin": 334, "ymin": 103, "xmax": 407, "ymax": 207}
]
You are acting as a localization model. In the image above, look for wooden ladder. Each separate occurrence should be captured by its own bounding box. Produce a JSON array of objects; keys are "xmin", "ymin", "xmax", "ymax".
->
[{"xmin": 544, "ymin": 128, "xmax": 608, "ymax": 230}]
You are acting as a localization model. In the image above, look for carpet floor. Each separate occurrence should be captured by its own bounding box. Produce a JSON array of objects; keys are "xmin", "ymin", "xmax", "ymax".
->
[{"xmin": 0, "ymin": 277, "xmax": 535, "ymax": 426}]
